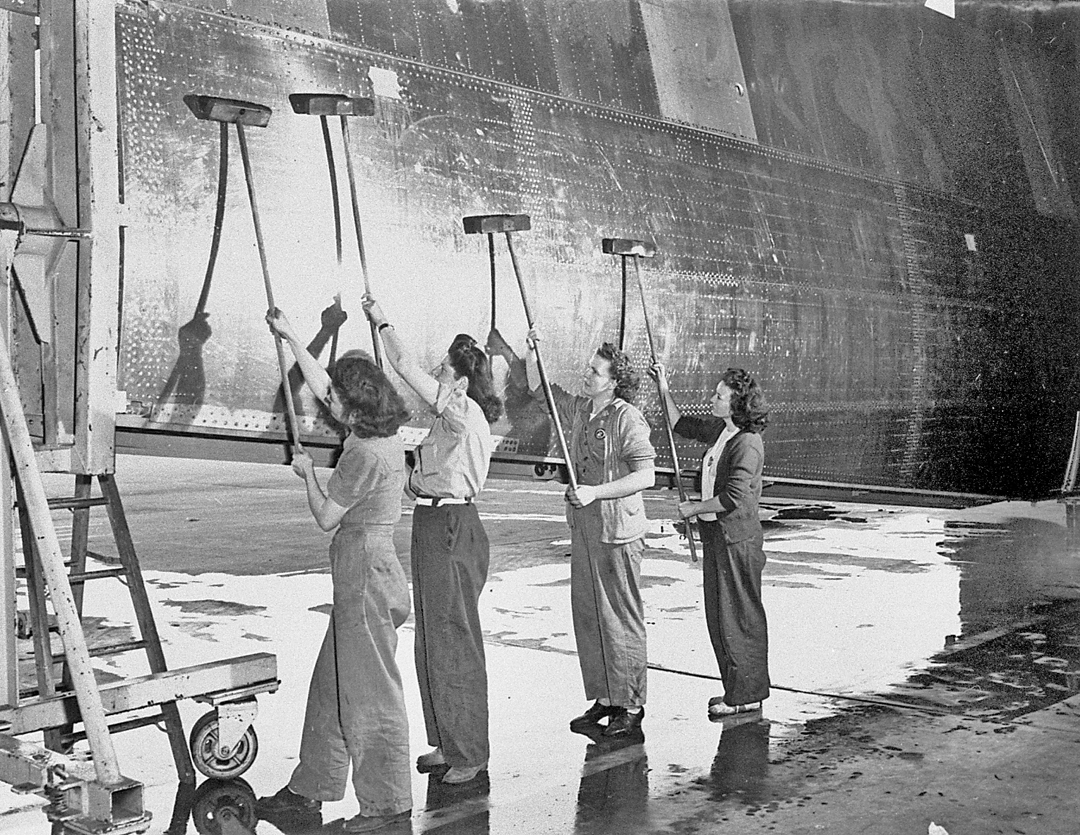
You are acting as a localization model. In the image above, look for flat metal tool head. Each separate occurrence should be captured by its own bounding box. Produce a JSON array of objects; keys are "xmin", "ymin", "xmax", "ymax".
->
[
  {"xmin": 602, "ymin": 238, "xmax": 656, "ymax": 258},
  {"xmin": 184, "ymin": 94, "xmax": 272, "ymax": 127},
  {"xmin": 288, "ymin": 93, "xmax": 376, "ymax": 117},
  {"xmin": 462, "ymin": 214, "xmax": 531, "ymax": 234}
]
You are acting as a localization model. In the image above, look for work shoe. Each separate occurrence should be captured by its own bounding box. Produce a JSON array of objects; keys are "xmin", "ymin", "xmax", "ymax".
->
[
  {"xmin": 569, "ymin": 701, "xmax": 617, "ymax": 730},
  {"xmin": 255, "ymin": 785, "xmax": 321, "ymax": 814},
  {"xmin": 442, "ymin": 763, "xmax": 487, "ymax": 784},
  {"xmin": 341, "ymin": 810, "xmax": 411, "ymax": 832},
  {"xmin": 416, "ymin": 747, "xmax": 448, "ymax": 772},
  {"xmin": 707, "ymin": 699, "xmax": 761, "ymax": 719},
  {"xmin": 602, "ymin": 707, "xmax": 644, "ymax": 737}
]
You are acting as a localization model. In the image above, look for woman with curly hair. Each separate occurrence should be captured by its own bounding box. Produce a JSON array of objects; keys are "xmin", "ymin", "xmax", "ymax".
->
[
  {"xmin": 525, "ymin": 334, "xmax": 656, "ymax": 738},
  {"xmin": 362, "ymin": 293, "xmax": 501, "ymax": 787},
  {"xmin": 655, "ymin": 364, "xmax": 771, "ymax": 718},
  {"xmin": 261, "ymin": 309, "xmax": 412, "ymax": 832}
]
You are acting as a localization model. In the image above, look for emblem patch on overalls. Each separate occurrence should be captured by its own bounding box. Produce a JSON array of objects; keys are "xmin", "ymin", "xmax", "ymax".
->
[{"xmin": 594, "ymin": 428, "xmax": 606, "ymax": 440}]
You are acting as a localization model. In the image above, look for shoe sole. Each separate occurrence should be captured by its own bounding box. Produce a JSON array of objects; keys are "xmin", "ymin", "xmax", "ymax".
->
[
  {"xmin": 342, "ymin": 812, "xmax": 411, "ymax": 832},
  {"xmin": 442, "ymin": 768, "xmax": 487, "ymax": 785}
]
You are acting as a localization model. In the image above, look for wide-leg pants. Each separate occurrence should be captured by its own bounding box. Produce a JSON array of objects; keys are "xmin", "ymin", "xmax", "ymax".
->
[
  {"xmin": 699, "ymin": 520, "xmax": 770, "ymax": 706},
  {"xmin": 411, "ymin": 503, "xmax": 490, "ymax": 768},
  {"xmin": 289, "ymin": 525, "xmax": 412, "ymax": 816},
  {"xmin": 569, "ymin": 502, "xmax": 647, "ymax": 707}
]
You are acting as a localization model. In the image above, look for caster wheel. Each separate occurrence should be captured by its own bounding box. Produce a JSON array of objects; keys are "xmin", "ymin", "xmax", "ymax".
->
[
  {"xmin": 191, "ymin": 778, "xmax": 257, "ymax": 835},
  {"xmin": 189, "ymin": 710, "xmax": 259, "ymax": 780}
]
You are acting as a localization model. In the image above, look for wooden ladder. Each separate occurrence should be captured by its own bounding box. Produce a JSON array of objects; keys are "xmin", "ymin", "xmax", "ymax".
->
[{"xmin": 17, "ymin": 473, "xmax": 196, "ymax": 784}]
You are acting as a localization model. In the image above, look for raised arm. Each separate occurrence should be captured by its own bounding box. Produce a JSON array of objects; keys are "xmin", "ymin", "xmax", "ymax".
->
[
  {"xmin": 267, "ymin": 308, "xmax": 332, "ymax": 404},
  {"xmin": 362, "ymin": 294, "xmax": 439, "ymax": 407},
  {"xmin": 523, "ymin": 327, "xmax": 579, "ymax": 419},
  {"xmin": 652, "ymin": 363, "xmax": 682, "ymax": 427},
  {"xmin": 290, "ymin": 451, "xmax": 349, "ymax": 531}
]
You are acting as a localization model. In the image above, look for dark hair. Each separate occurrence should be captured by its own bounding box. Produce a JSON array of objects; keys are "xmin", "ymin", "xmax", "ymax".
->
[
  {"xmin": 448, "ymin": 334, "xmax": 503, "ymax": 424},
  {"xmin": 328, "ymin": 350, "xmax": 410, "ymax": 438},
  {"xmin": 596, "ymin": 342, "xmax": 640, "ymax": 402},
  {"xmin": 721, "ymin": 368, "xmax": 769, "ymax": 433}
]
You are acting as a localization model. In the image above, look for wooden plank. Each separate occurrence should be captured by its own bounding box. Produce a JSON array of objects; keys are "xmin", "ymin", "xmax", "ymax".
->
[
  {"xmin": 1, "ymin": 653, "xmax": 278, "ymax": 733},
  {"xmin": 72, "ymin": 0, "xmax": 121, "ymax": 474}
]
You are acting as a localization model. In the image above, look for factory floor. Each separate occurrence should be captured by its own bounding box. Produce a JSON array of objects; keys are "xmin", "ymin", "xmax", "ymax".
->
[{"xmin": 2, "ymin": 455, "xmax": 1080, "ymax": 835}]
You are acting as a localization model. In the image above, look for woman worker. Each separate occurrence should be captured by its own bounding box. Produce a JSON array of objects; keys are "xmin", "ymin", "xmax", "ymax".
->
[
  {"xmin": 363, "ymin": 293, "xmax": 502, "ymax": 785},
  {"xmin": 654, "ymin": 364, "xmax": 771, "ymax": 718},
  {"xmin": 525, "ymin": 332, "xmax": 656, "ymax": 738},
  {"xmin": 258, "ymin": 309, "xmax": 412, "ymax": 833}
]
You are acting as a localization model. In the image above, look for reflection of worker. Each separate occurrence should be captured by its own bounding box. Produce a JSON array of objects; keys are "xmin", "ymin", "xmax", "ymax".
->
[
  {"xmin": 709, "ymin": 718, "xmax": 771, "ymax": 802},
  {"xmin": 654, "ymin": 364, "xmax": 771, "ymax": 717},
  {"xmin": 259, "ymin": 309, "xmax": 412, "ymax": 833},
  {"xmin": 363, "ymin": 293, "xmax": 502, "ymax": 786},
  {"xmin": 485, "ymin": 327, "xmax": 552, "ymax": 452},
  {"xmin": 525, "ymin": 330, "xmax": 655, "ymax": 737},
  {"xmin": 274, "ymin": 298, "xmax": 349, "ymax": 416},
  {"xmin": 575, "ymin": 741, "xmax": 649, "ymax": 830}
]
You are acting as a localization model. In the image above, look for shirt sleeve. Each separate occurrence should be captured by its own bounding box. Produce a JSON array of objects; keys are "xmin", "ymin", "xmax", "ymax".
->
[
  {"xmin": 717, "ymin": 435, "xmax": 762, "ymax": 513},
  {"xmin": 531, "ymin": 381, "xmax": 584, "ymax": 439},
  {"xmin": 620, "ymin": 408, "xmax": 656, "ymax": 466},
  {"xmin": 327, "ymin": 445, "xmax": 385, "ymax": 509},
  {"xmin": 434, "ymin": 385, "xmax": 471, "ymax": 433},
  {"xmin": 674, "ymin": 414, "xmax": 725, "ymax": 446}
]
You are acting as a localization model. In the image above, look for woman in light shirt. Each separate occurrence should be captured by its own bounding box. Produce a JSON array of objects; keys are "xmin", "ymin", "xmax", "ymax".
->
[
  {"xmin": 654, "ymin": 365, "xmax": 771, "ymax": 717},
  {"xmin": 363, "ymin": 293, "xmax": 501, "ymax": 786}
]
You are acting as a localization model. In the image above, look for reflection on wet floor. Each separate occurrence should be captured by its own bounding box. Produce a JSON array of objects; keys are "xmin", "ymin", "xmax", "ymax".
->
[
  {"xmin": 889, "ymin": 599, "xmax": 1080, "ymax": 720},
  {"xmin": 10, "ymin": 462, "xmax": 1080, "ymax": 834}
]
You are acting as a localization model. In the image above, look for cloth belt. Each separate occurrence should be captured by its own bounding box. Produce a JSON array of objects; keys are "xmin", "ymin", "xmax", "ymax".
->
[{"xmin": 414, "ymin": 496, "xmax": 472, "ymax": 507}]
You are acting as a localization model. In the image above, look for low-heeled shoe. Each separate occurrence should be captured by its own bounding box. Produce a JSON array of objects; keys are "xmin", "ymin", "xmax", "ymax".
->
[
  {"xmin": 570, "ymin": 701, "xmax": 618, "ymax": 730},
  {"xmin": 602, "ymin": 707, "xmax": 645, "ymax": 737},
  {"xmin": 256, "ymin": 786, "xmax": 321, "ymax": 814},
  {"xmin": 342, "ymin": 809, "xmax": 411, "ymax": 832}
]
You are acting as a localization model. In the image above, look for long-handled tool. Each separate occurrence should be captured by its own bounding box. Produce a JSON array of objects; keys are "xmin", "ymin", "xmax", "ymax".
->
[
  {"xmin": 288, "ymin": 93, "xmax": 381, "ymax": 369},
  {"xmin": 184, "ymin": 95, "xmax": 303, "ymax": 455},
  {"xmin": 464, "ymin": 214, "xmax": 577, "ymax": 490},
  {"xmin": 603, "ymin": 237, "xmax": 698, "ymax": 562}
]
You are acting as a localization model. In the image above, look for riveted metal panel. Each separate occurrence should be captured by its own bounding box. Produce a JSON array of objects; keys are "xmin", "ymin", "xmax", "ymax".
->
[{"xmin": 106, "ymin": 1, "xmax": 1080, "ymax": 500}]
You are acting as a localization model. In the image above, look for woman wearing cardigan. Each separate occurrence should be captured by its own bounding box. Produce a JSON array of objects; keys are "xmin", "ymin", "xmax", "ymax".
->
[{"xmin": 654, "ymin": 365, "xmax": 771, "ymax": 717}]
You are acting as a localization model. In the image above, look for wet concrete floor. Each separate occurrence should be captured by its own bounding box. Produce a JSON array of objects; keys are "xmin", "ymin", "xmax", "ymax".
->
[{"xmin": 3, "ymin": 455, "xmax": 1080, "ymax": 834}]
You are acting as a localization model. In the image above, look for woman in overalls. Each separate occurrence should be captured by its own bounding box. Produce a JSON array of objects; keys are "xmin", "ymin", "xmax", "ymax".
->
[{"xmin": 260, "ymin": 309, "xmax": 413, "ymax": 832}]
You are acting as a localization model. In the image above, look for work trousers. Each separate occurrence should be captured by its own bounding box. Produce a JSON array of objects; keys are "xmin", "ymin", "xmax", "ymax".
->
[
  {"xmin": 289, "ymin": 525, "xmax": 412, "ymax": 816},
  {"xmin": 569, "ymin": 502, "xmax": 647, "ymax": 707},
  {"xmin": 699, "ymin": 520, "xmax": 770, "ymax": 706},
  {"xmin": 412, "ymin": 504, "xmax": 490, "ymax": 768}
]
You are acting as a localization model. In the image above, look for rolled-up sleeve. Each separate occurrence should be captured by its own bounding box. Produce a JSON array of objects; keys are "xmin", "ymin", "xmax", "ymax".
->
[
  {"xmin": 327, "ymin": 447, "xmax": 383, "ymax": 508},
  {"xmin": 621, "ymin": 410, "xmax": 656, "ymax": 471},
  {"xmin": 435, "ymin": 385, "xmax": 470, "ymax": 433}
]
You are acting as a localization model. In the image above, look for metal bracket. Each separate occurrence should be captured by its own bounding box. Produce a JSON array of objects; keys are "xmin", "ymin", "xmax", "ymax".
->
[
  {"xmin": 0, "ymin": 124, "xmax": 77, "ymax": 345},
  {"xmin": 215, "ymin": 698, "xmax": 258, "ymax": 759},
  {"xmin": 0, "ymin": 733, "xmax": 149, "ymax": 834}
]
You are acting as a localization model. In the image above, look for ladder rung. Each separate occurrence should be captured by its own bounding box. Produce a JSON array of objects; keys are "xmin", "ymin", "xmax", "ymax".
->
[
  {"xmin": 54, "ymin": 639, "xmax": 148, "ymax": 662},
  {"xmin": 86, "ymin": 549, "xmax": 122, "ymax": 565},
  {"xmin": 15, "ymin": 560, "xmax": 73, "ymax": 578},
  {"xmin": 68, "ymin": 568, "xmax": 126, "ymax": 583},
  {"xmin": 44, "ymin": 495, "xmax": 109, "ymax": 511}
]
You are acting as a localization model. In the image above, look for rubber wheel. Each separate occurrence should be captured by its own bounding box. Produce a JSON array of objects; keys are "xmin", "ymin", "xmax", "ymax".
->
[
  {"xmin": 189, "ymin": 710, "xmax": 259, "ymax": 780},
  {"xmin": 191, "ymin": 777, "xmax": 257, "ymax": 835}
]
